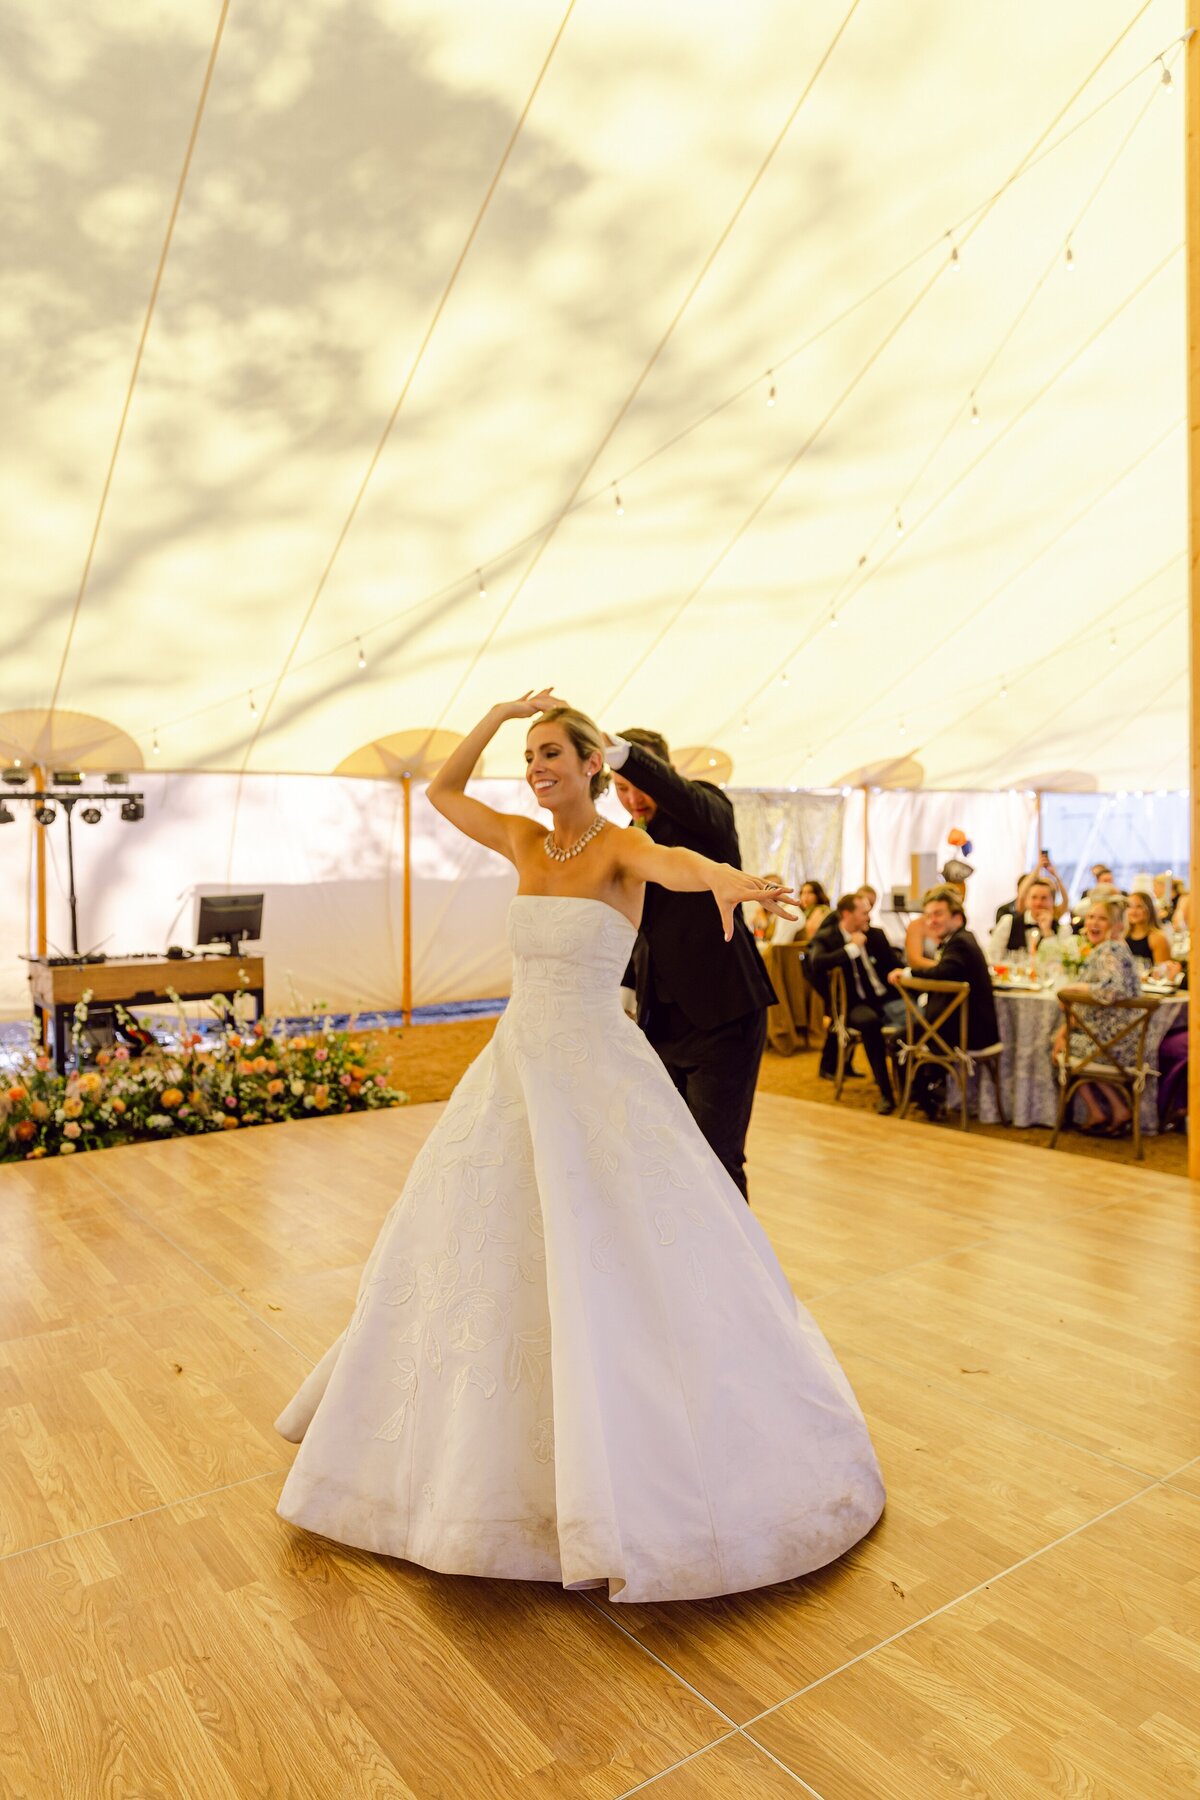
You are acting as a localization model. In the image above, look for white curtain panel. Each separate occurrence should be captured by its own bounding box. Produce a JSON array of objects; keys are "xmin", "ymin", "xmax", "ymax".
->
[
  {"xmin": 843, "ymin": 787, "xmax": 1038, "ymax": 943},
  {"xmin": 730, "ymin": 791, "xmax": 844, "ymax": 898}
]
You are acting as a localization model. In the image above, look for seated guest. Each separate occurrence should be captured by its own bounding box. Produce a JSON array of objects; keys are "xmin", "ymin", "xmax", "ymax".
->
[
  {"xmin": 1124, "ymin": 889, "xmax": 1172, "ymax": 969},
  {"xmin": 904, "ymin": 887, "xmax": 942, "ymax": 972},
  {"xmin": 994, "ymin": 872, "xmax": 1036, "ymax": 925},
  {"xmin": 1051, "ymin": 893, "xmax": 1140, "ymax": 1134},
  {"xmin": 749, "ymin": 874, "xmax": 788, "ymax": 943},
  {"xmin": 779, "ymin": 878, "xmax": 831, "ymax": 948},
  {"xmin": 987, "ymin": 875, "xmax": 1073, "ymax": 963},
  {"xmin": 856, "ymin": 884, "xmax": 878, "ymax": 922},
  {"xmin": 889, "ymin": 886, "xmax": 1000, "ymax": 1120},
  {"xmin": 811, "ymin": 892, "xmax": 905, "ymax": 1113},
  {"xmin": 1173, "ymin": 886, "xmax": 1190, "ymax": 935}
]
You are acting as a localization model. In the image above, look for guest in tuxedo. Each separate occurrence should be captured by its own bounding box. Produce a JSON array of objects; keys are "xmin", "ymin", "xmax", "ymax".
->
[
  {"xmin": 890, "ymin": 886, "xmax": 1000, "ymax": 1119},
  {"xmin": 605, "ymin": 727, "xmax": 777, "ymax": 1200},
  {"xmin": 810, "ymin": 892, "xmax": 905, "ymax": 1114},
  {"xmin": 986, "ymin": 875, "xmax": 1072, "ymax": 963}
]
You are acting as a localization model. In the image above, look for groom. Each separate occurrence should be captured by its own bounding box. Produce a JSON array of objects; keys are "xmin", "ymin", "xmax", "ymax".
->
[{"xmin": 604, "ymin": 727, "xmax": 777, "ymax": 1201}]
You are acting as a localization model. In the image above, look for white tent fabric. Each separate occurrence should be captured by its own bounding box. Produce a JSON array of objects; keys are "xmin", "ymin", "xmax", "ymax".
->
[
  {"xmin": 0, "ymin": 1, "xmax": 1189, "ymax": 794},
  {"xmin": 0, "ymin": 774, "xmax": 1047, "ymax": 1019}
]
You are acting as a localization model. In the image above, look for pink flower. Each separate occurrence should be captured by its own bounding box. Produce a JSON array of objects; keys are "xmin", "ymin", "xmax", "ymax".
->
[
  {"xmin": 314, "ymin": 1048, "xmax": 328, "ymax": 1062},
  {"xmin": 114, "ymin": 1047, "xmax": 130, "ymax": 1061},
  {"xmin": 224, "ymin": 1095, "xmax": 238, "ymax": 1109},
  {"xmin": 339, "ymin": 1073, "xmax": 352, "ymax": 1087},
  {"xmin": 63, "ymin": 1121, "xmax": 82, "ymax": 1139}
]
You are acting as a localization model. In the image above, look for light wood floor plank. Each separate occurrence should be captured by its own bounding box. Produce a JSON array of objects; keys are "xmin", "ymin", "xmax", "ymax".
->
[
  {"xmin": 0, "ymin": 1474, "xmax": 727, "ymax": 1800},
  {"xmin": 3, "ymin": 1092, "xmax": 1197, "ymax": 1796},
  {"xmin": 748, "ymin": 1485, "xmax": 1200, "ymax": 1800},
  {"xmin": 591, "ymin": 1352, "xmax": 1149, "ymax": 1722},
  {"xmin": 619, "ymin": 1730, "xmax": 815, "ymax": 1796}
]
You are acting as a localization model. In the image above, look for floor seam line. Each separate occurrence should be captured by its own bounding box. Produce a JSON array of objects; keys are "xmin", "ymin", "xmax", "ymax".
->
[
  {"xmin": 579, "ymin": 1591, "xmax": 741, "ymax": 1728},
  {"xmin": 740, "ymin": 1481, "xmax": 1157, "ymax": 1729},
  {"xmin": 0, "ymin": 1466, "xmax": 288, "ymax": 1566},
  {"xmin": 613, "ymin": 1729, "xmax": 740, "ymax": 1798}
]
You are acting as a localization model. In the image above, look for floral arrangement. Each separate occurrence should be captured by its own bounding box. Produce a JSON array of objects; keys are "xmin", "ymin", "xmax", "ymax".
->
[
  {"xmin": 0, "ymin": 985, "xmax": 406, "ymax": 1163},
  {"xmin": 1052, "ymin": 935, "xmax": 1092, "ymax": 979}
]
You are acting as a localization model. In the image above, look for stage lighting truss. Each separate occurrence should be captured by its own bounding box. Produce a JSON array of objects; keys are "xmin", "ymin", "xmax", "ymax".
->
[{"xmin": 3, "ymin": 788, "xmax": 146, "ymax": 824}]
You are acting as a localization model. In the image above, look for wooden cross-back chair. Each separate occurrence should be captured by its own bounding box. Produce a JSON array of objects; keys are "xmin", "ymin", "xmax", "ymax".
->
[
  {"xmin": 827, "ymin": 965, "xmax": 902, "ymax": 1102},
  {"xmin": 892, "ymin": 975, "xmax": 1005, "ymax": 1131},
  {"xmin": 1051, "ymin": 993, "xmax": 1160, "ymax": 1161}
]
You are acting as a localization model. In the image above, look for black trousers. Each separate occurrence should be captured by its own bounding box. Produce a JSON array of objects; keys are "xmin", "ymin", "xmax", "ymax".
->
[
  {"xmin": 845, "ymin": 1002, "xmax": 898, "ymax": 1103},
  {"xmin": 645, "ymin": 999, "xmax": 767, "ymax": 1202}
]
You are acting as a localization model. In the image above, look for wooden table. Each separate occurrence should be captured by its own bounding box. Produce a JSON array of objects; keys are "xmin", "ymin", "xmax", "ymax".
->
[
  {"xmin": 762, "ymin": 942, "xmax": 825, "ymax": 1056},
  {"xmin": 28, "ymin": 956, "xmax": 266, "ymax": 1073}
]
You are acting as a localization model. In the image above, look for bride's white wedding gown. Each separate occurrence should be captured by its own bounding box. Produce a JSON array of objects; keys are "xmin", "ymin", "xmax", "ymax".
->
[{"xmin": 275, "ymin": 896, "xmax": 884, "ymax": 1602}]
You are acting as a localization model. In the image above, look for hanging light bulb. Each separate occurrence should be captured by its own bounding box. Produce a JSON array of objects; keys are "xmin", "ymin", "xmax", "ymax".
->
[
  {"xmin": 613, "ymin": 484, "xmax": 624, "ymax": 516},
  {"xmin": 895, "ymin": 512, "xmax": 905, "ymax": 537},
  {"xmin": 857, "ymin": 552, "xmax": 868, "ymax": 568},
  {"xmin": 1000, "ymin": 683, "xmax": 1008, "ymax": 700},
  {"xmin": 356, "ymin": 638, "xmax": 367, "ymax": 670},
  {"xmin": 948, "ymin": 241, "xmax": 961, "ymax": 273},
  {"xmin": 780, "ymin": 669, "xmax": 790, "ymax": 686},
  {"xmin": 1109, "ymin": 632, "xmax": 1118, "ymax": 654},
  {"xmin": 1064, "ymin": 242, "xmax": 1075, "ymax": 272},
  {"xmin": 248, "ymin": 691, "xmax": 258, "ymax": 717},
  {"xmin": 829, "ymin": 609, "xmax": 839, "ymax": 629},
  {"xmin": 477, "ymin": 569, "xmax": 487, "ymax": 600},
  {"xmin": 152, "ymin": 731, "xmax": 161, "ymax": 755},
  {"xmin": 898, "ymin": 720, "xmax": 907, "ymax": 737},
  {"xmin": 765, "ymin": 372, "xmax": 776, "ymax": 408},
  {"xmin": 741, "ymin": 718, "xmax": 751, "ymax": 734},
  {"xmin": 969, "ymin": 395, "xmax": 981, "ymax": 426},
  {"xmin": 1159, "ymin": 56, "xmax": 1174, "ymax": 93}
]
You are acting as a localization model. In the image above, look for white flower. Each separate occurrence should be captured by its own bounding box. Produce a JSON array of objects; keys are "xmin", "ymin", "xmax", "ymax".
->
[{"xmin": 290, "ymin": 1079, "xmax": 305, "ymax": 1096}]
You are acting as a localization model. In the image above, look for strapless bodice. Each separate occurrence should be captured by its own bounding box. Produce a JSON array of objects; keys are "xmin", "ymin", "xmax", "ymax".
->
[{"xmin": 506, "ymin": 895, "xmax": 636, "ymax": 1010}]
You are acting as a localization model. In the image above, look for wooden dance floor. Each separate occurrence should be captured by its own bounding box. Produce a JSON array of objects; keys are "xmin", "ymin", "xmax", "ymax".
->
[{"xmin": 2, "ymin": 1094, "xmax": 1198, "ymax": 1798}]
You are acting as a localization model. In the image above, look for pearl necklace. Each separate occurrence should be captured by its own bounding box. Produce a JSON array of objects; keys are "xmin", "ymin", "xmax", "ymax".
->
[{"xmin": 543, "ymin": 815, "xmax": 608, "ymax": 862}]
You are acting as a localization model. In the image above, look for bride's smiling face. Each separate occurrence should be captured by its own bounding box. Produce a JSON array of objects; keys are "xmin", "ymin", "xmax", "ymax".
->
[{"xmin": 524, "ymin": 724, "xmax": 600, "ymax": 811}]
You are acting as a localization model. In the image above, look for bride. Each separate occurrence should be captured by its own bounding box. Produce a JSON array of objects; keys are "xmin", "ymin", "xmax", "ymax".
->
[{"xmin": 274, "ymin": 692, "xmax": 884, "ymax": 1602}]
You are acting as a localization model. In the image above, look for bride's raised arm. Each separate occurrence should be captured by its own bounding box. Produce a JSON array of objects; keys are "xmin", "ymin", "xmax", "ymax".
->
[
  {"xmin": 426, "ymin": 691, "xmax": 558, "ymax": 861},
  {"xmin": 615, "ymin": 828, "xmax": 796, "ymax": 943}
]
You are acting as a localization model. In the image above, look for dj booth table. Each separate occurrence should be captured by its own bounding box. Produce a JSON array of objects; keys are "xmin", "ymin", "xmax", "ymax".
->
[{"xmin": 28, "ymin": 956, "xmax": 266, "ymax": 1074}]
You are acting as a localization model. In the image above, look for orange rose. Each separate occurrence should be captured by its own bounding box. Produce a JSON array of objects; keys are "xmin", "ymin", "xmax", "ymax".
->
[
  {"xmin": 14, "ymin": 1119, "xmax": 36, "ymax": 1142},
  {"xmin": 265, "ymin": 1060, "xmax": 277, "ymax": 1074},
  {"xmin": 110, "ymin": 1097, "xmax": 127, "ymax": 1115},
  {"xmin": 267, "ymin": 1079, "xmax": 284, "ymax": 1095},
  {"xmin": 7, "ymin": 1085, "xmax": 27, "ymax": 1103},
  {"xmin": 96, "ymin": 1050, "xmax": 111, "ymax": 1067},
  {"xmin": 30, "ymin": 1100, "xmax": 49, "ymax": 1121},
  {"xmin": 34, "ymin": 1056, "xmax": 50, "ymax": 1073},
  {"xmin": 290, "ymin": 1035, "xmax": 307, "ymax": 1051},
  {"xmin": 78, "ymin": 1072, "xmax": 102, "ymax": 1095},
  {"xmin": 189, "ymin": 1088, "xmax": 203, "ymax": 1106},
  {"xmin": 312, "ymin": 1084, "xmax": 330, "ymax": 1111},
  {"xmin": 348, "ymin": 1084, "xmax": 362, "ymax": 1100},
  {"xmin": 221, "ymin": 1115, "xmax": 240, "ymax": 1129},
  {"xmin": 26, "ymin": 1146, "xmax": 47, "ymax": 1159},
  {"xmin": 229, "ymin": 1034, "xmax": 242, "ymax": 1049},
  {"xmin": 238, "ymin": 1060, "xmax": 254, "ymax": 1076},
  {"xmin": 62, "ymin": 1097, "xmax": 83, "ymax": 1119},
  {"xmin": 161, "ymin": 1088, "xmax": 184, "ymax": 1109},
  {"xmin": 348, "ymin": 1065, "xmax": 366, "ymax": 1080},
  {"xmin": 252, "ymin": 1056, "xmax": 267, "ymax": 1074}
]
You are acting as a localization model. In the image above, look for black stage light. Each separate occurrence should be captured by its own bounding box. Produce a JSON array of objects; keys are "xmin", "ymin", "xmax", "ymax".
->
[
  {"xmin": 119, "ymin": 799, "xmax": 144, "ymax": 822},
  {"xmin": 2, "ymin": 767, "xmax": 29, "ymax": 786},
  {"xmin": 81, "ymin": 806, "xmax": 102, "ymax": 824},
  {"xmin": 0, "ymin": 802, "xmax": 13, "ymax": 824},
  {"xmin": 104, "ymin": 772, "xmax": 129, "ymax": 787},
  {"xmin": 52, "ymin": 770, "xmax": 83, "ymax": 787},
  {"xmin": 34, "ymin": 804, "xmax": 56, "ymax": 826}
]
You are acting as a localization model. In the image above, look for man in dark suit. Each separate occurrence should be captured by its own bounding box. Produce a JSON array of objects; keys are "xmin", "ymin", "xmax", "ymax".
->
[
  {"xmin": 605, "ymin": 727, "xmax": 777, "ymax": 1201},
  {"xmin": 888, "ymin": 887, "xmax": 1000, "ymax": 1118},
  {"xmin": 809, "ymin": 892, "xmax": 905, "ymax": 1113}
]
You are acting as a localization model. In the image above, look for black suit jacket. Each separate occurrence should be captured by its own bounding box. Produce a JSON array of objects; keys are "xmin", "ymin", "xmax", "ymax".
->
[
  {"xmin": 925, "ymin": 927, "xmax": 999, "ymax": 1050},
  {"xmin": 810, "ymin": 922, "xmax": 900, "ymax": 1012},
  {"xmin": 617, "ymin": 741, "xmax": 776, "ymax": 1032}
]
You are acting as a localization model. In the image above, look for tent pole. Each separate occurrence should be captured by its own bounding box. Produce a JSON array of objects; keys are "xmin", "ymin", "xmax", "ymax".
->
[
  {"xmin": 401, "ymin": 773, "xmax": 413, "ymax": 1028},
  {"xmin": 861, "ymin": 785, "xmax": 869, "ymax": 888},
  {"xmin": 1035, "ymin": 790, "xmax": 1042, "ymax": 860},
  {"xmin": 33, "ymin": 762, "xmax": 47, "ymax": 958},
  {"xmin": 1189, "ymin": 8, "xmax": 1200, "ymax": 1179}
]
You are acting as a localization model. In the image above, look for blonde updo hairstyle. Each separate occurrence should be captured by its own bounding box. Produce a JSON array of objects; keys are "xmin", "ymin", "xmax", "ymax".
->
[
  {"xmin": 1088, "ymin": 891, "xmax": 1128, "ymax": 934},
  {"xmin": 532, "ymin": 706, "xmax": 612, "ymax": 800}
]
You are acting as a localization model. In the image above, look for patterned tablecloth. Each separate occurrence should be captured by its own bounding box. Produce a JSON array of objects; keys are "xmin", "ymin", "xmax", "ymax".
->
[{"xmin": 969, "ymin": 987, "xmax": 1187, "ymax": 1133}]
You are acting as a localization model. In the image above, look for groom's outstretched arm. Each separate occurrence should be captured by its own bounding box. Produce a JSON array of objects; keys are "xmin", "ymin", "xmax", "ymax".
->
[{"xmin": 610, "ymin": 741, "xmax": 735, "ymax": 853}]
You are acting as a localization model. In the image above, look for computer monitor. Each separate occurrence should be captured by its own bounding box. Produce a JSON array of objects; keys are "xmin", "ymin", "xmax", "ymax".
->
[{"xmin": 195, "ymin": 892, "xmax": 263, "ymax": 954}]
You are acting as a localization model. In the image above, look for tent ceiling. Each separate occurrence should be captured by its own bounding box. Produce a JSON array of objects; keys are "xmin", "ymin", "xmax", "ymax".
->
[{"xmin": 1, "ymin": 0, "xmax": 1189, "ymax": 791}]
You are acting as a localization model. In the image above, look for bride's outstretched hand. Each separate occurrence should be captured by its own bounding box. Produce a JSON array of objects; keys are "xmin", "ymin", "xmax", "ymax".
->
[
  {"xmin": 712, "ymin": 870, "xmax": 798, "ymax": 942},
  {"xmin": 498, "ymin": 689, "xmax": 561, "ymax": 721}
]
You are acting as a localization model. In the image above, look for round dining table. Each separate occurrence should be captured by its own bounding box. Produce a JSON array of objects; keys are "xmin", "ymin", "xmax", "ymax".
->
[
  {"xmin": 972, "ymin": 983, "xmax": 1187, "ymax": 1133},
  {"xmin": 761, "ymin": 941, "xmax": 825, "ymax": 1056}
]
